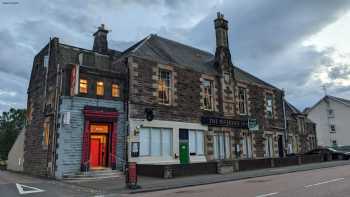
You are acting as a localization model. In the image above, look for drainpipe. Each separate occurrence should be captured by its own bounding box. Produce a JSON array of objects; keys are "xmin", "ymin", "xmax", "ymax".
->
[
  {"xmin": 124, "ymin": 57, "xmax": 130, "ymax": 171},
  {"xmin": 282, "ymin": 90, "xmax": 288, "ymax": 156}
]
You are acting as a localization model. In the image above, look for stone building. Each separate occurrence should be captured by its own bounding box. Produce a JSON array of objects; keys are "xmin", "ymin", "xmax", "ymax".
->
[
  {"xmin": 114, "ymin": 13, "xmax": 317, "ymax": 165},
  {"xmin": 285, "ymin": 101, "xmax": 317, "ymax": 153},
  {"xmin": 25, "ymin": 25, "xmax": 127, "ymax": 178},
  {"xmin": 24, "ymin": 13, "xmax": 317, "ymax": 178}
]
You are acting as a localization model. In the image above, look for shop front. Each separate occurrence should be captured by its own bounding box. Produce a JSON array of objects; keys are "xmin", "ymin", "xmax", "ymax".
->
[{"xmin": 128, "ymin": 119, "xmax": 208, "ymax": 165}]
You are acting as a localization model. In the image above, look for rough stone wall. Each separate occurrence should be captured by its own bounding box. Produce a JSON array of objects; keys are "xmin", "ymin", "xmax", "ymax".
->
[
  {"xmin": 129, "ymin": 56, "xmax": 208, "ymax": 123},
  {"xmin": 55, "ymin": 96, "xmax": 125, "ymax": 178}
]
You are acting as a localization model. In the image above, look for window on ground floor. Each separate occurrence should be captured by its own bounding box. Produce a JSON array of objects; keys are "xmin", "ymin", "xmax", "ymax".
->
[
  {"xmin": 139, "ymin": 127, "xmax": 172, "ymax": 157},
  {"xmin": 242, "ymin": 134, "xmax": 253, "ymax": 158},
  {"xmin": 265, "ymin": 134, "xmax": 273, "ymax": 158},
  {"xmin": 214, "ymin": 134, "xmax": 231, "ymax": 160},
  {"xmin": 189, "ymin": 130, "xmax": 204, "ymax": 156}
]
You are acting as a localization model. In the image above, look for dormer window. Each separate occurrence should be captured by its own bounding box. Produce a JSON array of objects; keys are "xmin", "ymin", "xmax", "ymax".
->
[{"xmin": 202, "ymin": 79, "xmax": 213, "ymax": 110}]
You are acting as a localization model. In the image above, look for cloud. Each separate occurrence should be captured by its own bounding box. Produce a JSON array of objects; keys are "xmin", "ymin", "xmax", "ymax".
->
[
  {"xmin": 1, "ymin": 0, "xmax": 350, "ymax": 112},
  {"xmin": 184, "ymin": 0, "xmax": 350, "ymax": 109}
]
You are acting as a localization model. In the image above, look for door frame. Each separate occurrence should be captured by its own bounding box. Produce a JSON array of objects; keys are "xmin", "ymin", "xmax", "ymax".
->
[{"xmin": 81, "ymin": 106, "xmax": 118, "ymax": 172}]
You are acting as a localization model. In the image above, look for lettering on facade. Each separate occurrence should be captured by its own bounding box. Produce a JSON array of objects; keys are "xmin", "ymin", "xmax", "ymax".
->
[{"xmin": 201, "ymin": 117, "xmax": 248, "ymax": 129}]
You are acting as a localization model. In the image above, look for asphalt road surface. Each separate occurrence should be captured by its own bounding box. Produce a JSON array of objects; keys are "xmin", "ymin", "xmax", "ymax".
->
[
  {"xmin": 0, "ymin": 170, "xmax": 101, "ymax": 197},
  {"xmin": 124, "ymin": 165, "xmax": 350, "ymax": 197}
]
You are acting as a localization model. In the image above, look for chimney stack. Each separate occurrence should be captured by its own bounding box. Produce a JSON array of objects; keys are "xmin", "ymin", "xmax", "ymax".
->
[
  {"xmin": 214, "ymin": 12, "xmax": 229, "ymax": 48},
  {"xmin": 93, "ymin": 24, "xmax": 109, "ymax": 54}
]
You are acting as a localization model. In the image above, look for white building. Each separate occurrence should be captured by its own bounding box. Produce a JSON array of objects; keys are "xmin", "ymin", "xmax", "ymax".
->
[{"xmin": 306, "ymin": 95, "xmax": 350, "ymax": 147}]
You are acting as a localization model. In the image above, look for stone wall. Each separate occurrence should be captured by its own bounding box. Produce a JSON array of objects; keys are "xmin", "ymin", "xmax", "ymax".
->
[{"xmin": 55, "ymin": 96, "xmax": 125, "ymax": 178}]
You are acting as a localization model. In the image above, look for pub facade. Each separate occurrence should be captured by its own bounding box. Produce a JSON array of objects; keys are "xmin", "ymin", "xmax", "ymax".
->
[
  {"xmin": 23, "ymin": 13, "xmax": 317, "ymax": 178},
  {"xmin": 115, "ymin": 13, "xmax": 317, "ymax": 165}
]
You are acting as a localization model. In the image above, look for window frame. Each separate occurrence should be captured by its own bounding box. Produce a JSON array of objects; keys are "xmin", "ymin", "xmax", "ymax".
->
[
  {"xmin": 96, "ymin": 81, "xmax": 104, "ymax": 96},
  {"xmin": 43, "ymin": 120, "xmax": 50, "ymax": 147},
  {"xmin": 79, "ymin": 79, "xmax": 88, "ymax": 94},
  {"xmin": 238, "ymin": 87, "xmax": 248, "ymax": 115},
  {"xmin": 202, "ymin": 79, "xmax": 214, "ymax": 111},
  {"xmin": 266, "ymin": 93, "xmax": 274, "ymax": 119},
  {"xmin": 189, "ymin": 130, "xmax": 205, "ymax": 156},
  {"xmin": 158, "ymin": 69, "xmax": 172, "ymax": 105},
  {"xmin": 112, "ymin": 83, "xmax": 120, "ymax": 98},
  {"xmin": 139, "ymin": 127, "xmax": 173, "ymax": 157}
]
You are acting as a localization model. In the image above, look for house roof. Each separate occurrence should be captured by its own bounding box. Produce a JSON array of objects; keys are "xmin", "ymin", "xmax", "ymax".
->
[
  {"xmin": 120, "ymin": 34, "xmax": 280, "ymax": 90},
  {"xmin": 305, "ymin": 95, "xmax": 350, "ymax": 114}
]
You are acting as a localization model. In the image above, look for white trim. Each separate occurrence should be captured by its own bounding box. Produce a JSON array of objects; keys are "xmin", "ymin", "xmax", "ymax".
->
[{"xmin": 129, "ymin": 119, "xmax": 207, "ymax": 164}]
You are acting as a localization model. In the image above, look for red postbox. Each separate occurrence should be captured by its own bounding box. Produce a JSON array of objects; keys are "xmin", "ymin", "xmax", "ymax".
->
[{"xmin": 126, "ymin": 162, "xmax": 140, "ymax": 189}]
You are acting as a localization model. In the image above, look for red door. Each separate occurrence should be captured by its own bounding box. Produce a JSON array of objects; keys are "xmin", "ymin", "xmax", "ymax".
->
[{"xmin": 90, "ymin": 139, "xmax": 100, "ymax": 167}]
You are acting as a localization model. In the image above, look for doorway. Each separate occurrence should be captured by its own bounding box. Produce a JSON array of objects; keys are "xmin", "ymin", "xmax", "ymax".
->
[
  {"xmin": 179, "ymin": 129, "xmax": 189, "ymax": 164},
  {"xmin": 89, "ymin": 123, "xmax": 110, "ymax": 169},
  {"xmin": 278, "ymin": 135, "xmax": 284, "ymax": 158}
]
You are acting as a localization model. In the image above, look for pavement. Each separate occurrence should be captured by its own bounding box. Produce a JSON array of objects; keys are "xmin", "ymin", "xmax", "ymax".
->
[
  {"xmin": 1, "ymin": 160, "xmax": 350, "ymax": 196},
  {"xmin": 121, "ymin": 162, "xmax": 350, "ymax": 197}
]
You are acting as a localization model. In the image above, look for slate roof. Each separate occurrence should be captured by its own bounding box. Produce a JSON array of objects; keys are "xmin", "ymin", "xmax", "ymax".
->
[
  {"xmin": 120, "ymin": 34, "xmax": 280, "ymax": 90},
  {"xmin": 305, "ymin": 95, "xmax": 350, "ymax": 116},
  {"xmin": 327, "ymin": 95, "xmax": 350, "ymax": 107}
]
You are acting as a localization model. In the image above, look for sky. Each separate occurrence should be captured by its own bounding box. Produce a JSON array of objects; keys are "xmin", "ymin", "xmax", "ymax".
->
[{"xmin": 0, "ymin": 0, "xmax": 350, "ymax": 112}]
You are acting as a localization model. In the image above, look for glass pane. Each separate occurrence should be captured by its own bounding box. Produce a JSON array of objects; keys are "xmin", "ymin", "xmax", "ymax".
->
[
  {"xmin": 247, "ymin": 136, "xmax": 252, "ymax": 158},
  {"xmin": 196, "ymin": 131, "xmax": 204, "ymax": 155},
  {"xmin": 162, "ymin": 128, "xmax": 172, "ymax": 157},
  {"xmin": 140, "ymin": 128, "xmax": 150, "ymax": 156},
  {"xmin": 219, "ymin": 135, "xmax": 225, "ymax": 159},
  {"xmin": 189, "ymin": 130, "xmax": 196, "ymax": 154},
  {"xmin": 242, "ymin": 136, "xmax": 247, "ymax": 156},
  {"xmin": 225, "ymin": 135, "xmax": 230, "ymax": 159},
  {"xmin": 213, "ymin": 135, "xmax": 218, "ymax": 159},
  {"xmin": 151, "ymin": 128, "xmax": 161, "ymax": 156}
]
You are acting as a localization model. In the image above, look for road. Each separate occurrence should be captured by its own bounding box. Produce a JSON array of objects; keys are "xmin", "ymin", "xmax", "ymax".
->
[
  {"xmin": 0, "ymin": 170, "xmax": 101, "ymax": 197},
  {"xmin": 124, "ymin": 164, "xmax": 350, "ymax": 197}
]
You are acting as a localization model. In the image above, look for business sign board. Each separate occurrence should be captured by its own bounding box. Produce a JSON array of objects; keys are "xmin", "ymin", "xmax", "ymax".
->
[
  {"xmin": 248, "ymin": 118, "xmax": 259, "ymax": 131},
  {"xmin": 201, "ymin": 117, "xmax": 248, "ymax": 129}
]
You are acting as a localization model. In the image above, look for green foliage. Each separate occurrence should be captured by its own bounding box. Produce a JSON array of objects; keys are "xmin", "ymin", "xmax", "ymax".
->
[{"xmin": 0, "ymin": 108, "xmax": 26, "ymax": 161}]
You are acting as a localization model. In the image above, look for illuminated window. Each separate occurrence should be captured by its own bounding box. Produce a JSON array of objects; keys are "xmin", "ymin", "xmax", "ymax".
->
[
  {"xmin": 202, "ymin": 79, "xmax": 213, "ymax": 110},
  {"xmin": 43, "ymin": 121, "xmax": 49, "ymax": 146},
  {"xmin": 79, "ymin": 79, "xmax": 88, "ymax": 93},
  {"xmin": 112, "ymin": 84, "xmax": 120, "ymax": 97},
  {"xmin": 158, "ymin": 69, "xmax": 171, "ymax": 104},
  {"xmin": 96, "ymin": 81, "xmax": 104, "ymax": 96}
]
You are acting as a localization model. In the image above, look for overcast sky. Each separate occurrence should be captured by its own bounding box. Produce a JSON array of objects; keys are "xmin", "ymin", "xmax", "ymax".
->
[{"xmin": 1, "ymin": 0, "xmax": 350, "ymax": 112}]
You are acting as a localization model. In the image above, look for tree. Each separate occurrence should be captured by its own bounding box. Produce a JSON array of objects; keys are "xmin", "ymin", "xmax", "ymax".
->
[{"xmin": 0, "ymin": 108, "xmax": 26, "ymax": 160}]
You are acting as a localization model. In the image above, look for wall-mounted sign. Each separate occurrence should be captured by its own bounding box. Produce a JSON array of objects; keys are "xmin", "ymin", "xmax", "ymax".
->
[
  {"xmin": 201, "ymin": 117, "xmax": 248, "ymax": 129},
  {"xmin": 131, "ymin": 142, "xmax": 140, "ymax": 157},
  {"xmin": 248, "ymin": 118, "xmax": 259, "ymax": 131}
]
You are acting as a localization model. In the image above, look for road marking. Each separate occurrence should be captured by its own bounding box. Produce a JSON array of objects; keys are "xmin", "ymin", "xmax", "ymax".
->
[
  {"xmin": 269, "ymin": 168, "xmax": 286, "ymax": 172},
  {"xmin": 304, "ymin": 178, "xmax": 345, "ymax": 188},
  {"xmin": 256, "ymin": 192, "xmax": 279, "ymax": 197},
  {"xmin": 16, "ymin": 183, "xmax": 45, "ymax": 195}
]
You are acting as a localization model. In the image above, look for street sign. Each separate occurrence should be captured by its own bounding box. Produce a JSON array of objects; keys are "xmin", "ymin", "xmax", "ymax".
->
[{"xmin": 248, "ymin": 119, "xmax": 259, "ymax": 131}]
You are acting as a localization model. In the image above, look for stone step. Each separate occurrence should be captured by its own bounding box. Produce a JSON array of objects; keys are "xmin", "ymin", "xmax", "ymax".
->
[{"xmin": 63, "ymin": 169, "xmax": 124, "ymax": 180}]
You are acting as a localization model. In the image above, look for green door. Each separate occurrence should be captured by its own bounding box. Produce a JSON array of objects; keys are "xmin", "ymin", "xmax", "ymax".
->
[
  {"xmin": 179, "ymin": 129, "xmax": 189, "ymax": 164},
  {"xmin": 179, "ymin": 142, "xmax": 189, "ymax": 164}
]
